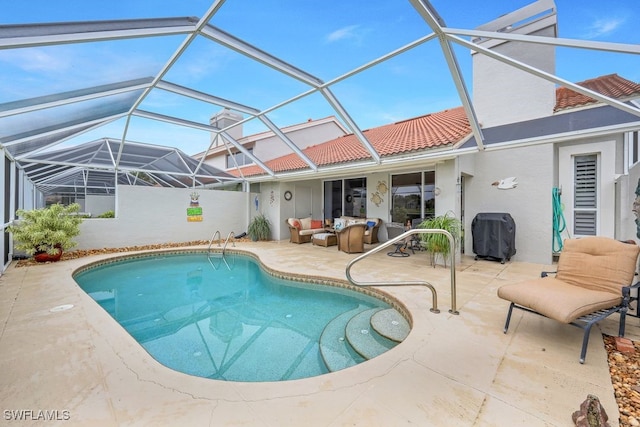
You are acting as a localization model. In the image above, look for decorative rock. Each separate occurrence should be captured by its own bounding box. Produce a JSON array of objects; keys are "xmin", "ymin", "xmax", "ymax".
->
[
  {"xmin": 571, "ymin": 394, "xmax": 610, "ymax": 427},
  {"xmin": 605, "ymin": 335, "xmax": 640, "ymax": 427}
]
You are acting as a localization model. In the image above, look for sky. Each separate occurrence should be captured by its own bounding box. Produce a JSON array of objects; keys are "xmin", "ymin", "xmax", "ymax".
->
[{"xmin": 1, "ymin": 0, "xmax": 638, "ymax": 156}]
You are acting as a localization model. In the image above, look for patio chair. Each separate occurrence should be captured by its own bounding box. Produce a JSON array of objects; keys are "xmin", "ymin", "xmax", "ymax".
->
[
  {"xmin": 497, "ymin": 236, "xmax": 640, "ymax": 363},
  {"xmin": 335, "ymin": 223, "xmax": 367, "ymax": 254},
  {"xmin": 386, "ymin": 222, "xmax": 410, "ymax": 257},
  {"xmin": 408, "ymin": 218, "xmax": 427, "ymax": 252}
]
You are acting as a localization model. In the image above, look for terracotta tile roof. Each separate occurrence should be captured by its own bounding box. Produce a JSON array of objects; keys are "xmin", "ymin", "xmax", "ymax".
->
[
  {"xmin": 554, "ymin": 74, "xmax": 640, "ymax": 111},
  {"xmin": 231, "ymin": 106, "xmax": 470, "ymax": 177},
  {"xmin": 229, "ymin": 74, "xmax": 640, "ymax": 178}
]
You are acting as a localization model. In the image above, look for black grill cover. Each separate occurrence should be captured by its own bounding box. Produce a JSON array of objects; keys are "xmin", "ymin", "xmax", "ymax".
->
[{"xmin": 472, "ymin": 212, "xmax": 516, "ymax": 263}]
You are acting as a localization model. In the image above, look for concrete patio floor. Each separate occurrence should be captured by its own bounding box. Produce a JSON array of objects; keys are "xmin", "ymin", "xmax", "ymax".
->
[{"xmin": 1, "ymin": 240, "xmax": 637, "ymax": 426}]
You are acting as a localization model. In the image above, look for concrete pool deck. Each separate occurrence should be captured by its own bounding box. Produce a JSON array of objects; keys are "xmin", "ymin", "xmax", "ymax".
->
[{"xmin": 0, "ymin": 240, "xmax": 637, "ymax": 426}]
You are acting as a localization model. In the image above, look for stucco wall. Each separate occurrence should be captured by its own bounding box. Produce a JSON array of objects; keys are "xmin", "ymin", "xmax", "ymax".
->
[
  {"xmin": 76, "ymin": 185, "xmax": 249, "ymax": 250},
  {"xmin": 472, "ymin": 27, "xmax": 556, "ymax": 128},
  {"xmin": 85, "ymin": 195, "xmax": 115, "ymax": 217},
  {"xmin": 622, "ymin": 163, "xmax": 640, "ymax": 242},
  {"xmin": 462, "ymin": 144, "xmax": 554, "ymax": 264},
  {"xmin": 254, "ymin": 122, "xmax": 345, "ymax": 162}
]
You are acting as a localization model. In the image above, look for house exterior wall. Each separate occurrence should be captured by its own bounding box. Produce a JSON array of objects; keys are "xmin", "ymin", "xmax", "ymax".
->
[
  {"xmin": 623, "ymin": 162, "xmax": 640, "ymax": 241},
  {"xmin": 253, "ymin": 122, "xmax": 345, "ymax": 163},
  {"xmin": 76, "ymin": 185, "xmax": 248, "ymax": 250},
  {"xmin": 557, "ymin": 139, "xmax": 617, "ymax": 239},
  {"xmin": 434, "ymin": 160, "xmax": 459, "ymax": 218},
  {"xmin": 259, "ymin": 179, "xmax": 324, "ymax": 241},
  {"xmin": 473, "ymin": 27, "xmax": 556, "ymax": 128},
  {"xmin": 462, "ymin": 144, "xmax": 554, "ymax": 264},
  {"xmin": 202, "ymin": 120, "xmax": 347, "ymax": 171}
]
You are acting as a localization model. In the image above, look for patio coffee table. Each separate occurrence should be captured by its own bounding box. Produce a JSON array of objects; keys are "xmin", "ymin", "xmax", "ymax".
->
[{"xmin": 312, "ymin": 232, "xmax": 337, "ymax": 247}]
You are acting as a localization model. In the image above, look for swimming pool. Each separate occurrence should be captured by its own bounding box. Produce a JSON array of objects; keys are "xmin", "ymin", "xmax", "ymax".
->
[{"xmin": 74, "ymin": 251, "xmax": 408, "ymax": 382}]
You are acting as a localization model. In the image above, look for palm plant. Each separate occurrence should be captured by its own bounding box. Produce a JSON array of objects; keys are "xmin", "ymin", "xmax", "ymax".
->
[
  {"xmin": 418, "ymin": 212, "xmax": 461, "ymax": 267},
  {"xmin": 247, "ymin": 213, "xmax": 271, "ymax": 241},
  {"xmin": 7, "ymin": 203, "xmax": 83, "ymax": 259}
]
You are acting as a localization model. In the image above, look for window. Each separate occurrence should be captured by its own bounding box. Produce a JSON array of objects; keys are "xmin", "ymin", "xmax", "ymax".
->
[
  {"xmin": 573, "ymin": 154, "xmax": 597, "ymax": 236},
  {"xmin": 391, "ymin": 171, "xmax": 435, "ymax": 224},
  {"xmin": 323, "ymin": 178, "xmax": 366, "ymax": 220},
  {"xmin": 226, "ymin": 148, "xmax": 253, "ymax": 168}
]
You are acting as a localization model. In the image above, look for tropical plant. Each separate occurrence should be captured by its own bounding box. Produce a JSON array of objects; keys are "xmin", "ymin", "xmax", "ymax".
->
[
  {"xmin": 7, "ymin": 203, "xmax": 83, "ymax": 256},
  {"xmin": 96, "ymin": 210, "xmax": 115, "ymax": 218},
  {"xmin": 247, "ymin": 213, "xmax": 271, "ymax": 241},
  {"xmin": 418, "ymin": 212, "xmax": 461, "ymax": 267}
]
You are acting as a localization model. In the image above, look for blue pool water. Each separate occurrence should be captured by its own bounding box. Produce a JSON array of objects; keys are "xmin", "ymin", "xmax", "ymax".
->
[{"xmin": 74, "ymin": 252, "xmax": 392, "ymax": 382}]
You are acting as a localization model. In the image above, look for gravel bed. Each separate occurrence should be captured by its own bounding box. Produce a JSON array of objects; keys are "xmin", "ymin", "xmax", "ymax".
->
[{"xmin": 605, "ymin": 335, "xmax": 640, "ymax": 427}]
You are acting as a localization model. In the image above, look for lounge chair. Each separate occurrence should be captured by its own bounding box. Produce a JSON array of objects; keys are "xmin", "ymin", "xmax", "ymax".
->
[{"xmin": 497, "ymin": 236, "xmax": 640, "ymax": 363}]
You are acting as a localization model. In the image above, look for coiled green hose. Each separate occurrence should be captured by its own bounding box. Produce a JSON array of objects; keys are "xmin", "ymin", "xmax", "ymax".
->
[{"xmin": 552, "ymin": 187, "xmax": 568, "ymax": 252}]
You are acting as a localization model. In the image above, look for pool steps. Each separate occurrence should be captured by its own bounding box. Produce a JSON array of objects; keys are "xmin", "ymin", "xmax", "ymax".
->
[
  {"xmin": 319, "ymin": 307, "xmax": 409, "ymax": 372},
  {"xmin": 370, "ymin": 308, "xmax": 411, "ymax": 342}
]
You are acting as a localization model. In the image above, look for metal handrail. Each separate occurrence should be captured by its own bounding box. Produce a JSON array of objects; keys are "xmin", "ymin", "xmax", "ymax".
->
[
  {"xmin": 208, "ymin": 230, "xmax": 221, "ymax": 253},
  {"xmin": 207, "ymin": 231, "xmax": 236, "ymax": 270},
  {"xmin": 345, "ymin": 228, "xmax": 459, "ymax": 315},
  {"xmin": 222, "ymin": 231, "xmax": 236, "ymax": 255}
]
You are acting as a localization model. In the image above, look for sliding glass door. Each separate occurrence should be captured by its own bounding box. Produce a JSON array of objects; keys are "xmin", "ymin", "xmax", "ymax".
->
[
  {"xmin": 391, "ymin": 171, "xmax": 435, "ymax": 224},
  {"xmin": 323, "ymin": 177, "xmax": 367, "ymax": 220}
]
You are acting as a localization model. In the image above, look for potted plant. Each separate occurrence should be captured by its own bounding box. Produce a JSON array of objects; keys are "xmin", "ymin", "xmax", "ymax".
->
[
  {"xmin": 418, "ymin": 212, "xmax": 461, "ymax": 267},
  {"xmin": 7, "ymin": 203, "xmax": 83, "ymax": 262},
  {"xmin": 247, "ymin": 213, "xmax": 271, "ymax": 241}
]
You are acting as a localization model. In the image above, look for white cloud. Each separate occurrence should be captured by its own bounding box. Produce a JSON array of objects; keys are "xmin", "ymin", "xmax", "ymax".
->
[
  {"xmin": 0, "ymin": 48, "xmax": 70, "ymax": 73},
  {"xmin": 325, "ymin": 25, "xmax": 362, "ymax": 43},
  {"xmin": 584, "ymin": 16, "xmax": 625, "ymax": 38}
]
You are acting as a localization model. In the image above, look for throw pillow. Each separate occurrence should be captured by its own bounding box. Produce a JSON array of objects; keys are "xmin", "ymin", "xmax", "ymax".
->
[
  {"xmin": 366, "ymin": 220, "xmax": 376, "ymax": 229},
  {"xmin": 311, "ymin": 219, "xmax": 323, "ymax": 229},
  {"xmin": 300, "ymin": 217, "xmax": 312, "ymax": 230},
  {"xmin": 334, "ymin": 218, "xmax": 345, "ymax": 231},
  {"xmin": 291, "ymin": 219, "xmax": 301, "ymax": 230}
]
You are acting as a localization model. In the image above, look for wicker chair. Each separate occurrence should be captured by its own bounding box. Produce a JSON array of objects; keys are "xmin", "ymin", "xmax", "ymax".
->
[
  {"xmin": 497, "ymin": 237, "xmax": 640, "ymax": 363},
  {"xmin": 335, "ymin": 223, "xmax": 367, "ymax": 254}
]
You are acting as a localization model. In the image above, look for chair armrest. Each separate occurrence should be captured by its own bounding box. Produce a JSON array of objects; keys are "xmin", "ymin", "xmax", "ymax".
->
[
  {"xmin": 622, "ymin": 281, "xmax": 640, "ymax": 296},
  {"xmin": 286, "ymin": 224, "xmax": 301, "ymax": 236}
]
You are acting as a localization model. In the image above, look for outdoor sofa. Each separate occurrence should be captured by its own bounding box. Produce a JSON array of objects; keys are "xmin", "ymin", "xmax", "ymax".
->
[{"xmin": 286, "ymin": 217, "xmax": 326, "ymax": 244}]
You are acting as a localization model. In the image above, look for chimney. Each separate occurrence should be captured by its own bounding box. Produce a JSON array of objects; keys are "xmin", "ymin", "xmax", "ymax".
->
[
  {"xmin": 472, "ymin": 0, "xmax": 557, "ymax": 128},
  {"xmin": 210, "ymin": 108, "xmax": 243, "ymax": 145}
]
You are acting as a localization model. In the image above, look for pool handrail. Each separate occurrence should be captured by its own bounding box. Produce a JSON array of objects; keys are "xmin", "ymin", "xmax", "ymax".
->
[
  {"xmin": 207, "ymin": 230, "xmax": 236, "ymax": 270},
  {"xmin": 222, "ymin": 231, "xmax": 236, "ymax": 255},
  {"xmin": 208, "ymin": 230, "xmax": 221, "ymax": 253},
  {"xmin": 345, "ymin": 228, "xmax": 459, "ymax": 315}
]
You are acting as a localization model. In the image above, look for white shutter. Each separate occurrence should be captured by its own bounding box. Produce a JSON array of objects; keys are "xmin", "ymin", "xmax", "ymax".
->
[{"xmin": 573, "ymin": 155, "xmax": 597, "ymax": 236}]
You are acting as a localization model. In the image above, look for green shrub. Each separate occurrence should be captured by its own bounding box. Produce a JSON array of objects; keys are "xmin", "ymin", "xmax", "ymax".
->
[
  {"xmin": 96, "ymin": 210, "xmax": 115, "ymax": 218},
  {"xmin": 7, "ymin": 203, "xmax": 83, "ymax": 255}
]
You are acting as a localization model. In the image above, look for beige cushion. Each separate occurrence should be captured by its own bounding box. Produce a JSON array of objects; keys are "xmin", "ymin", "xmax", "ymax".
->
[
  {"xmin": 498, "ymin": 277, "xmax": 622, "ymax": 323},
  {"xmin": 497, "ymin": 237, "xmax": 639, "ymax": 323},
  {"xmin": 556, "ymin": 237, "xmax": 639, "ymax": 294},
  {"xmin": 300, "ymin": 217, "xmax": 312, "ymax": 230}
]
